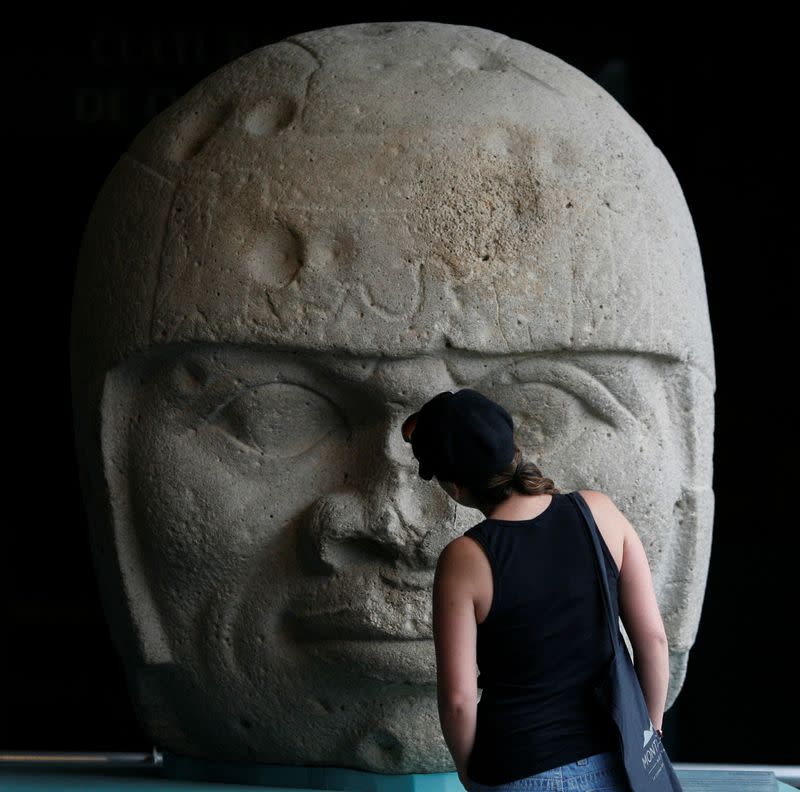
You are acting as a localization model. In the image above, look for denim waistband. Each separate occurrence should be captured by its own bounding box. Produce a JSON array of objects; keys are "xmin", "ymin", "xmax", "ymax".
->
[{"xmin": 467, "ymin": 750, "xmax": 628, "ymax": 792}]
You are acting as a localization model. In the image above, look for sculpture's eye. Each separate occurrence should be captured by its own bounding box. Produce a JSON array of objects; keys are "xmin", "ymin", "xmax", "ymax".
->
[
  {"xmin": 509, "ymin": 384, "xmax": 589, "ymax": 454},
  {"xmin": 205, "ymin": 382, "xmax": 347, "ymax": 458},
  {"xmin": 488, "ymin": 373, "xmax": 635, "ymax": 457}
]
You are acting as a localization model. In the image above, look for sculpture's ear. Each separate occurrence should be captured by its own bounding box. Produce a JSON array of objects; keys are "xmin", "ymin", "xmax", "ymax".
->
[
  {"xmin": 92, "ymin": 356, "xmax": 174, "ymax": 666},
  {"xmin": 660, "ymin": 363, "xmax": 716, "ymax": 709}
]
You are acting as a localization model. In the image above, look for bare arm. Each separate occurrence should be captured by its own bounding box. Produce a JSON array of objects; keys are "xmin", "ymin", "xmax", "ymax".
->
[{"xmin": 584, "ymin": 491, "xmax": 670, "ymax": 730}]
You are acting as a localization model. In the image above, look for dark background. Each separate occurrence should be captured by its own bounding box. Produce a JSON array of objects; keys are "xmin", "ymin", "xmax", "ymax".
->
[{"xmin": 3, "ymin": 15, "xmax": 795, "ymax": 766}]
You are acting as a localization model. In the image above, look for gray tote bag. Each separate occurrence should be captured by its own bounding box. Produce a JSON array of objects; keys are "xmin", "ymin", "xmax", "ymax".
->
[{"xmin": 567, "ymin": 491, "xmax": 683, "ymax": 792}]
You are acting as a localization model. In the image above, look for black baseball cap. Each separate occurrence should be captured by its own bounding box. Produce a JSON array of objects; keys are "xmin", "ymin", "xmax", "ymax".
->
[{"xmin": 401, "ymin": 389, "xmax": 516, "ymax": 487}]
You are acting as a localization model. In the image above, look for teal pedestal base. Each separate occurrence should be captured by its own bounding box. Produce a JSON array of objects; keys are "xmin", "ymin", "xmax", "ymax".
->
[
  {"xmin": 159, "ymin": 751, "xmax": 462, "ymax": 792},
  {"xmin": 0, "ymin": 752, "xmax": 795, "ymax": 791}
]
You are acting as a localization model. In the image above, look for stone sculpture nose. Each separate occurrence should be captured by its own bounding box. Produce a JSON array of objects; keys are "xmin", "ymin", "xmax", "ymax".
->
[
  {"xmin": 301, "ymin": 414, "xmax": 451, "ymax": 575},
  {"xmin": 302, "ymin": 479, "xmax": 432, "ymax": 574}
]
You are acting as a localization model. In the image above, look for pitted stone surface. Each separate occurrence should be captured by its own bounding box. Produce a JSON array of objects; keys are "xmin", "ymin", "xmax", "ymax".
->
[{"xmin": 70, "ymin": 21, "xmax": 715, "ymax": 772}]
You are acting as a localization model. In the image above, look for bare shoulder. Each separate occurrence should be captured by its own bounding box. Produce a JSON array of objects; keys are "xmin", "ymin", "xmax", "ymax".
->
[
  {"xmin": 437, "ymin": 535, "xmax": 494, "ymax": 624},
  {"xmin": 577, "ymin": 492, "xmax": 668, "ymax": 646},
  {"xmin": 436, "ymin": 536, "xmax": 485, "ymax": 574},
  {"xmin": 577, "ymin": 490, "xmax": 631, "ymax": 526},
  {"xmin": 577, "ymin": 488, "xmax": 617, "ymax": 511},
  {"xmin": 575, "ymin": 489, "xmax": 627, "ymax": 571},
  {"xmin": 436, "ymin": 536, "xmax": 492, "ymax": 585},
  {"xmin": 434, "ymin": 536, "xmax": 489, "ymax": 606}
]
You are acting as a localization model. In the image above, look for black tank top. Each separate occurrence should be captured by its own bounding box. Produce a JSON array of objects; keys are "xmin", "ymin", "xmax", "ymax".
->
[{"xmin": 462, "ymin": 491, "xmax": 620, "ymax": 785}]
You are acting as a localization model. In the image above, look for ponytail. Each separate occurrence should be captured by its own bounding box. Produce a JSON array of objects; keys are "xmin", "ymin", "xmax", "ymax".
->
[{"xmin": 472, "ymin": 446, "xmax": 559, "ymax": 509}]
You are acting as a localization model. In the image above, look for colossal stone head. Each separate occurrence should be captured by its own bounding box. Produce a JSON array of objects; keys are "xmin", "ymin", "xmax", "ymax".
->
[{"xmin": 70, "ymin": 21, "xmax": 715, "ymax": 771}]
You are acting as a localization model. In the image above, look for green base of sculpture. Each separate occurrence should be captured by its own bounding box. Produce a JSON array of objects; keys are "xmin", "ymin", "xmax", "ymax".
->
[{"xmin": 1, "ymin": 750, "xmax": 795, "ymax": 792}]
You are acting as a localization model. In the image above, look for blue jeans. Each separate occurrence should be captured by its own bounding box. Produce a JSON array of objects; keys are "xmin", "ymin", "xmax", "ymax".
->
[{"xmin": 467, "ymin": 751, "xmax": 631, "ymax": 792}]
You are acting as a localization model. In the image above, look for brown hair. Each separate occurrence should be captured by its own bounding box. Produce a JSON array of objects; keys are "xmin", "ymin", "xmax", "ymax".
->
[{"xmin": 467, "ymin": 445, "xmax": 560, "ymax": 511}]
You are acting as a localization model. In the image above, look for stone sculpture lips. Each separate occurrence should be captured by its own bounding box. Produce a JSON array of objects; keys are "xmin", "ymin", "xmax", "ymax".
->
[
  {"xmin": 286, "ymin": 583, "xmax": 436, "ymax": 683},
  {"xmin": 290, "ymin": 606, "xmax": 433, "ymax": 641},
  {"xmin": 287, "ymin": 592, "xmax": 433, "ymax": 641}
]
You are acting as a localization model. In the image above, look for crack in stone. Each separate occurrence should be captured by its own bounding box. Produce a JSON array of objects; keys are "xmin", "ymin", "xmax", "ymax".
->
[
  {"xmin": 284, "ymin": 37, "xmax": 323, "ymax": 129},
  {"xmin": 491, "ymin": 277, "xmax": 511, "ymax": 352}
]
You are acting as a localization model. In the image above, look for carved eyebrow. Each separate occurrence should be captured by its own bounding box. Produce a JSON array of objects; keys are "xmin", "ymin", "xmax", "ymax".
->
[
  {"xmin": 508, "ymin": 358, "xmax": 638, "ymax": 426},
  {"xmin": 165, "ymin": 345, "xmax": 640, "ymax": 426}
]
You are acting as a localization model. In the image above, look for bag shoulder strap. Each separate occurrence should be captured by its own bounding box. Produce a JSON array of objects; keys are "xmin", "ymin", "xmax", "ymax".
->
[{"xmin": 567, "ymin": 490, "xmax": 620, "ymax": 652}]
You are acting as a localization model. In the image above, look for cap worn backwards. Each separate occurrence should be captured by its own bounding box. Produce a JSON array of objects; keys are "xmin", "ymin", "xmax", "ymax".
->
[{"xmin": 401, "ymin": 389, "xmax": 516, "ymax": 487}]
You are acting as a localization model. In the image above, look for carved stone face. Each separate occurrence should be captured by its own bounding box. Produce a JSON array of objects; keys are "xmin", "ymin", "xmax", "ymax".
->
[{"xmin": 71, "ymin": 22, "xmax": 715, "ymax": 771}]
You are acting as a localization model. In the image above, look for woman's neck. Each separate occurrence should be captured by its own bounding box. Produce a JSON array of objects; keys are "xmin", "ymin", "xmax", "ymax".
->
[{"xmin": 483, "ymin": 491, "xmax": 553, "ymax": 521}]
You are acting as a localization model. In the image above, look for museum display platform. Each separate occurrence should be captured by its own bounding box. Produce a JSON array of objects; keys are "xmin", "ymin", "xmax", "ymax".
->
[{"xmin": 0, "ymin": 750, "xmax": 797, "ymax": 791}]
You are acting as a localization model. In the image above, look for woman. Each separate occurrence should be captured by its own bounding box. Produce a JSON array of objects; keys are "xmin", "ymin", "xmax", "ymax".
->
[{"xmin": 402, "ymin": 388, "xmax": 670, "ymax": 792}]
